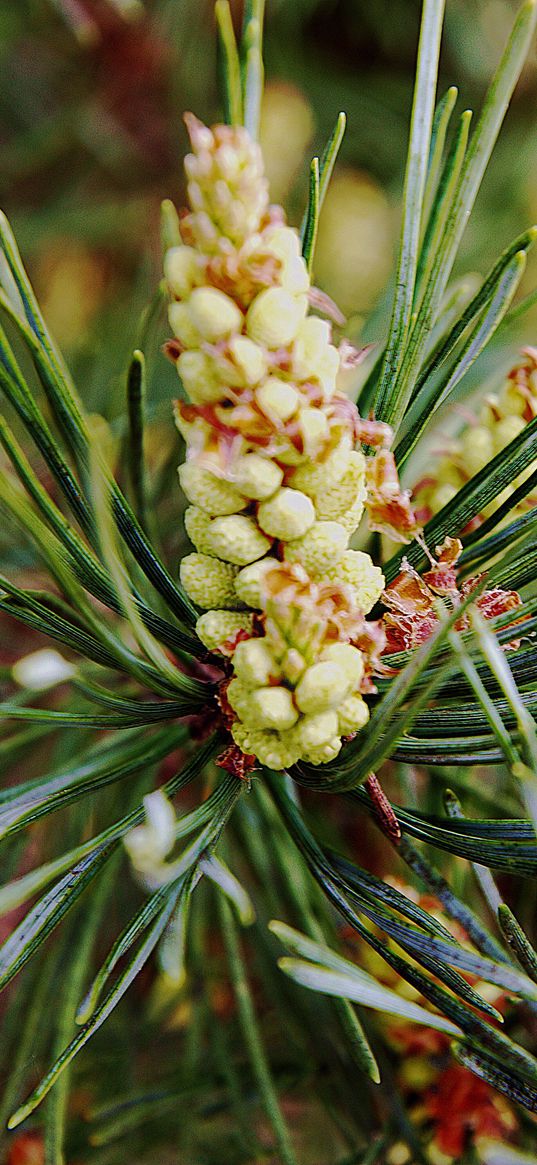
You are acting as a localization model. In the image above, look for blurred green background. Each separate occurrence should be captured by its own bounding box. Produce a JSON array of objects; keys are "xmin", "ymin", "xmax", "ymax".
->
[{"xmin": 1, "ymin": 0, "xmax": 536, "ymax": 423}]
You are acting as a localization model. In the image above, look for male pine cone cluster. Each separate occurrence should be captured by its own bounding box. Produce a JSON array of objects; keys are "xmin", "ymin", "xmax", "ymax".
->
[
  {"xmin": 166, "ymin": 115, "xmax": 385, "ymax": 769},
  {"xmin": 413, "ymin": 348, "xmax": 537, "ymax": 525}
]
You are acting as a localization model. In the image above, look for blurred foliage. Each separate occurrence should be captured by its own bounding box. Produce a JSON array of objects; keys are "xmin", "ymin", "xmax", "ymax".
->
[{"xmin": 2, "ymin": 0, "xmax": 537, "ymax": 417}]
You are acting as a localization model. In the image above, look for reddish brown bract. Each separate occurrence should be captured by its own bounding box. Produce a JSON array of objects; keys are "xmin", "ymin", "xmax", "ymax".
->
[{"xmin": 382, "ymin": 538, "xmax": 522, "ymax": 653}]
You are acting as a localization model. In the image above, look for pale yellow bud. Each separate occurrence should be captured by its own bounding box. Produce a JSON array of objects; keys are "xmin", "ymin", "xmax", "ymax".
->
[
  {"xmin": 275, "ymin": 444, "xmax": 305, "ymax": 467},
  {"xmin": 290, "ymin": 435, "xmax": 352, "ymax": 495},
  {"xmin": 186, "ymin": 115, "xmax": 214, "ymax": 152},
  {"xmin": 184, "ymin": 505, "xmax": 213, "ymax": 553},
  {"xmin": 177, "ymin": 351, "xmax": 222, "ymax": 405},
  {"xmin": 320, "ymin": 642, "xmax": 364, "ymax": 689},
  {"xmin": 292, "ymin": 317, "xmax": 339, "ymax": 395},
  {"xmin": 190, "ymin": 210, "xmax": 219, "ymax": 250},
  {"xmin": 284, "ymin": 255, "xmax": 309, "ymax": 295},
  {"xmin": 183, "ymin": 117, "xmax": 269, "ymax": 251},
  {"xmin": 258, "ymin": 487, "xmax": 315, "ymax": 541},
  {"xmin": 294, "ymin": 315, "xmax": 331, "ymax": 363},
  {"xmin": 255, "ymin": 377, "xmax": 300, "ymax": 422},
  {"xmin": 324, "ymin": 550, "xmax": 384, "ymax": 614},
  {"xmin": 234, "ymin": 557, "xmax": 277, "ymax": 608},
  {"xmin": 164, "ymin": 245, "xmax": 203, "ymax": 299},
  {"xmin": 302, "ymin": 736, "xmax": 342, "ymax": 765},
  {"xmin": 231, "ymin": 722, "xmax": 301, "ymax": 769},
  {"xmin": 295, "ymin": 661, "xmax": 351, "ymax": 715},
  {"xmin": 180, "ymin": 553, "xmax": 240, "ymax": 609},
  {"xmin": 233, "ymin": 637, "xmax": 281, "ymax": 687},
  {"xmin": 234, "ymin": 453, "xmax": 283, "ymax": 500},
  {"xmin": 188, "ymin": 287, "xmax": 243, "ymax": 342},
  {"xmin": 196, "ymin": 610, "xmax": 254, "ymax": 653},
  {"xmin": 213, "ymin": 142, "xmax": 241, "ymax": 182},
  {"xmin": 173, "ymin": 402, "xmax": 211, "ymax": 447},
  {"xmin": 246, "ymin": 288, "xmax": 307, "ymax": 349},
  {"xmin": 284, "ymin": 520, "xmax": 347, "ymax": 576},
  {"xmin": 459, "ymin": 426, "xmax": 494, "ymax": 476},
  {"xmin": 248, "ymin": 686, "xmax": 299, "ymax": 731},
  {"xmin": 493, "ymin": 414, "xmax": 525, "ymax": 454},
  {"xmin": 296, "ymin": 709, "xmax": 339, "ymax": 747},
  {"xmin": 479, "ymin": 396, "xmax": 500, "ymax": 427},
  {"xmin": 264, "ymin": 225, "xmax": 302, "ymax": 263},
  {"xmin": 297, "ymin": 406, "xmax": 329, "ymax": 454},
  {"xmin": 278, "ymin": 253, "xmax": 310, "ymax": 296},
  {"xmin": 280, "ymin": 647, "xmax": 307, "ymax": 684},
  {"xmin": 227, "ymin": 677, "xmax": 255, "ymax": 722},
  {"xmin": 337, "ymin": 694, "xmax": 369, "ymax": 736},
  {"xmin": 316, "ymin": 344, "xmax": 340, "ymax": 398},
  {"xmin": 168, "ymin": 301, "xmax": 202, "ymax": 348},
  {"xmin": 314, "ymin": 450, "xmax": 367, "ymax": 533},
  {"xmin": 204, "ymin": 513, "xmax": 273, "ymax": 565},
  {"xmin": 498, "ymin": 382, "xmax": 528, "ymax": 417},
  {"xmin": 179, "ymin": 462, "xmax": 246, "ymax": 516},
  {"xmin": 228, "ymin": 335, "xmax": 267, "ymax": 386},
  {"xmin": 265, "ymin": 227, "xmax": 310, "ymax": 295}
]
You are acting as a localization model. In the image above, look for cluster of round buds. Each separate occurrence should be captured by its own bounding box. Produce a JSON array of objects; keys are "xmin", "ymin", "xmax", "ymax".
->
[
  {"xmin": 167, "ymin": 115, "xmax": 387, "ymax": 768},
  {"xmin": 225, "ymin": 562, "xmax": 382, "ymax": 769},
  {"xmin": 413, "ymin": 348, "xmax": 537, "ymax": 526},
  {"xmin": 179, "ymin": 114, "xmax": 270, "ymax": 256},
  {"xmin": 167, "ymin": 115, "xmax": 356, "ymax": 480}
]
